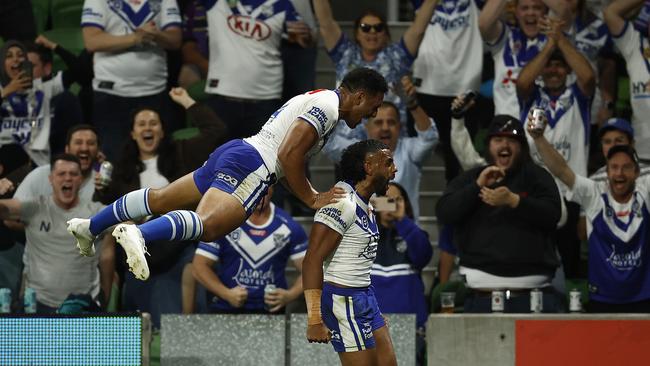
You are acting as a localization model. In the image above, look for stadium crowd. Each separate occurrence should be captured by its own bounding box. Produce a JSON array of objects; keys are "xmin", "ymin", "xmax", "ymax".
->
[{"xmin": 2, "ymin": 0, "xmax": 650, "ymax": 363}]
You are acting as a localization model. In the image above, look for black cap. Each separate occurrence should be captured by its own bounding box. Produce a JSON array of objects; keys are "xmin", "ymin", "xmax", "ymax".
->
[
  {"xmin": 487, "ymin": 115, "xmax": 527, "ymax": 144},
  {"xmin": 607, "ymin": 145, "xmax": 639, "ymax": 167}
]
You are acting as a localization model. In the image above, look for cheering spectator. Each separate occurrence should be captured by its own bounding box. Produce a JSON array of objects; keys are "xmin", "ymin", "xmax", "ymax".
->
[
  {"xmin": 81, "ymin": 0, "xmax": 182, "ymax": 160},
  {"xmin": 193, "ymin": 188, "xmax": 308, "ymax": 313},
  {"xmin": 25, "ymin": 37, "xmax": 84, "ymax": 155},
  {"xmin": 411, "ymin": 0, "xmax": 484, "ymax": 182},
  {"xmin": 604, "ymin": 0, "xmax": 650, "ymax": 160},
  {"xmin": 517, "ymin": 18, "xmax": 595, "ymax": 278},
  {"xmin": 530, "ymin": 116, "xmax": 650, "ymax": 312},
  {"xmin": 0, "ymin": 154, "xmax": 107, "ymax": 312},
  {"xmin": 436, "ymin": 115, "xmax": 563, "ymax": 313},
  {"xmin": 479, "ymin": 0, "xmax": 567, "ymax": 118},
  {"xmin": 313, "ymin": 0, "xmax": 437, "ymax": 123},
  {"xmin": 0, "ymin": 39, "xmax": 79, "ymax": 166},
  {"xmin": 202, "ymin": 0, "xmax": 312, "ymax": 139}
]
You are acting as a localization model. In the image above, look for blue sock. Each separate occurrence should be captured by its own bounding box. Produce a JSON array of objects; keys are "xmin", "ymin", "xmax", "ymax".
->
[
  {"xmin": 139, "ymin": 210, "xmax": 204, "ymax": 242},
  {"xmin": 89, "ymin": 188, "xmax": 152, "ymax": 236}
]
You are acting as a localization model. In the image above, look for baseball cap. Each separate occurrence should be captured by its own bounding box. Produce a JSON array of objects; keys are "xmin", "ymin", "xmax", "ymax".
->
[
  {"xmin": 599, "ymin": 118, "xmax": 634, "ymax": 140},
  {"xmin": 607, "ymin": 144, "xmax": 639, "ymax": 167},
  {"xmin": 487, "ymin": 115, "xmax": 526, "ymax": 143}
]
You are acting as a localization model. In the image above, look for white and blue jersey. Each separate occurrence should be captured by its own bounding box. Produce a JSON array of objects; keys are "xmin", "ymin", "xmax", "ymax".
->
[
  {"xmin": 314, "ymin": 181, "xmax": 384, "ymax": 352},
  {"xmin": 196, "ymin": 203, "xmax": 307, "ymax": 311},
  {"xmin": 488, "ymin": 24, "xmax": 546, "ymax": 118},
  {"xmin": 81, "ymin": 0, "xmax": 181, "ymax": 97},
  {"xmin": 572, "ymin": 16, "xmax": 613, "ymax": 122},
  {"xmin": 568, "ymin": 175, "xmax": 650, "ymax": 304},
  {"xmin": 202, "ymin": 0, "xmax": 301, "ymax": 99},
  {"xmin": 315, "ymin": 181, "xmax": 380, "ymax": 287},
  {"xmin": 0, "ymin": 74, "xmax": 64, "ymax": 165},
  {"xmin": 522, "ymin": 84, "xmax": 591, "ymax": 193},
  {"xmin": 194, "ymin": 89, "xmax": 341, "ymax": 215},
  {"xmin": 411, "ymin": 0, "xmax": 484, "ymax": 95},
  {"xmin": 611, "ymin": 22, "xmax": 650, "ymax": 143},
  {"xmin": 245, "ymin": 89, "xmax": 341, "ymax": 178}
]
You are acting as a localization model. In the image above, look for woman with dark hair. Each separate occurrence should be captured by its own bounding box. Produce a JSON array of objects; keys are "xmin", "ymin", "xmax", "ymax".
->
[
  {"xmin": 94, "ymin": 88, "xmax": 227, "ymax": 203},
  {"xmin": 0, "ymin": 37, "xmax": 80, "ymax": 166},
  {"xmin": 313, "ymin": 0, "xmax": 437, "ymax": 122},
  {"xmin": 370, "ymin": 181, "xmax": 432, "ymax": 365},
  {"xmin": 93, "ymin": 87, "xmax": 228, "ymax": 322}
]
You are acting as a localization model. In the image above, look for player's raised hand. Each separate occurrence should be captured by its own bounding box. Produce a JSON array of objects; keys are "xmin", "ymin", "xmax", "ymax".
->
[
  {"xmin": 169, "ymin": 87, "xmax": 196, "ymax": 109},
  {"xmin": 476, "ymin": 166, "xmax": 505, "ymax": 188},
  {"xmin": 311, "ymin": 186, "xmax": 346, "ymax": 210},
  {"xmin": 307, "ymin": 323, "xmax": 331, "ymax": 344},
  {"xmin": 226, "ymin": 286, "xmax": 248, "ymax": 308}
]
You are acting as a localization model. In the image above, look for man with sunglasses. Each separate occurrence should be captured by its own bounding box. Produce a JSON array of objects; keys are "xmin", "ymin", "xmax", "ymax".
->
[{"xmin": 529, "ymin": 116, "xmax": 650, "ymax": 313}]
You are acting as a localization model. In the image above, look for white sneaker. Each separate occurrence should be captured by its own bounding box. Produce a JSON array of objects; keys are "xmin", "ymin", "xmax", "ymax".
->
[
  {"xmin": 112, "ymin": 224, "xmax": 150, "ymax": 281},
  {"xmin": 67, "ymin": 218, "xmax": 96, "ymax": 257}
]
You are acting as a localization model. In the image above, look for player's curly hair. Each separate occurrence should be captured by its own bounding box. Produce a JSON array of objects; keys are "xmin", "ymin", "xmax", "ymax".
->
[
  {"xmin": 340, "ymin": 67, "xmax": 388, "ymax": 96},
  {"xmin": 340, "ymin": 139, "xmax": 389, "ymax": 186}
]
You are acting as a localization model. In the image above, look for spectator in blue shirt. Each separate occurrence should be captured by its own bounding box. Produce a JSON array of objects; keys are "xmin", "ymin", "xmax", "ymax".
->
[{"xmin": 193, "ymin": 188, "xmax": 308, "ymax": 313}]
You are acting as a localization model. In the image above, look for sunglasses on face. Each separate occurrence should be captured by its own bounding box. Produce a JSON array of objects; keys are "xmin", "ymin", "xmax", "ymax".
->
[{"xmin": 359, "ymin": 23, "xmax": 386, "ymax": 33}]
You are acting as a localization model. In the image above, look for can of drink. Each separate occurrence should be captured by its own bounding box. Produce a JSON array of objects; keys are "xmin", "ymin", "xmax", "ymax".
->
[
  {"xmin": 491, "ymin": 290, "xmax": 505, "ymax": 312},
  {"xmin": 264, "ymin": 284, "xmax": 277, "ymax": 311},
  {"xmin": 569, "ymin": 288, "xmax": 582, "ymax": 313},
  {"xmin": 530, "ymin": 108, "xmax": 547, "ymax": 132},
  {"xmin": 24, "ymin": 287, "xmax": 37, "ymax": 314},
  {"xmin": 0, "ymin": 288, "xmax": 12, "ymax": 313},
  {"xmin": 98, "ymin": 161, "xmax": 113, "ymax": 187},
  {"xmin": 530, "ymin": 288, "xmax": 543, "ymax": 313}
]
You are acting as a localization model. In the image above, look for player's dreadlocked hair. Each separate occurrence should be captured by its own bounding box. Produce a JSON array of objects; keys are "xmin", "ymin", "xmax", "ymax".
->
[
  {"xmin": 340, "ymin": 67, "xmax": 388, "ymax": 96},
  {"xmin": 340, "ymin": 139, "xmax": 389, "ymax": 186}
]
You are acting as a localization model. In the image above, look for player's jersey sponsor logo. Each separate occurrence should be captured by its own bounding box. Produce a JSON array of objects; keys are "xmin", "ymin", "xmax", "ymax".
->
[
  {"xmin": 319, "ymin": 207, "xmax": 348, "ymax": 230},
  {"xmin": 227, "ymin": 15, "xmax": 271, "ymax": 41},
  {"xmin": 216, "ymin": 172, "xmax": 239, "ymax": 187},
  {"xmin": 306, "ymin": 106, "xmax": 328, "ymax": 133},
  {"xmin": 361, "ymin": 322, "xmax": 373, "ymax": 340},
  {"xmin": 631, "ymin": 80, "xmax": 650, "ymax": 98},
  {"xmin": 231, "ymin": 258, "xmax": 275, "ymax": 286},
  {"xmin": 606, "ymin": 245, "xmax": 643, "ymax": 270}
]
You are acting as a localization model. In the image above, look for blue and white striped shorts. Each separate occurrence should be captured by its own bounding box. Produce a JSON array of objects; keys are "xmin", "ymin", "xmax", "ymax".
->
[
  {"xmin": 193, "ymin": 139, "xmax": 276, "ymax": 216},
  {"xmin": 321, "ymin": 283, "xmax": 385, "ymax": 353}
]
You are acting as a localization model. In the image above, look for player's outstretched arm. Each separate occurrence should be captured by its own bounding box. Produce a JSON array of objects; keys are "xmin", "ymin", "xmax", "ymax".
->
[
  {"xmin": 278, "ymin": 121, "xmax": 344, "ymax": 210},
  {"xmin": 303, "ymin": 223, "xmax": 343, "ymax": 343}
]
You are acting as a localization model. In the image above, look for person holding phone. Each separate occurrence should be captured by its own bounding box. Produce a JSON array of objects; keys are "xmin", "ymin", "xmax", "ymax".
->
[
  {"xmin": 0, "ymin": 38, "xmax": 79, "ymax": 166},
  {"xmin": 370, "ymin": 181, "xmax": 432, "ymax": 366}
]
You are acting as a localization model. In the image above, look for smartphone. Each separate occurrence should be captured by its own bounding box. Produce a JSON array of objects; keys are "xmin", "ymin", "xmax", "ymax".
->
[
  {"xmin": 451, "ymin": 90, "xmax": 477, "ymax": 118},
  {"xmin": 373, "ymin": 196, "xmax": 397, "ymax": 212},
  {"xmin": 21, "ymin": 60, "xmax": 33, "ymax": 80}
]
